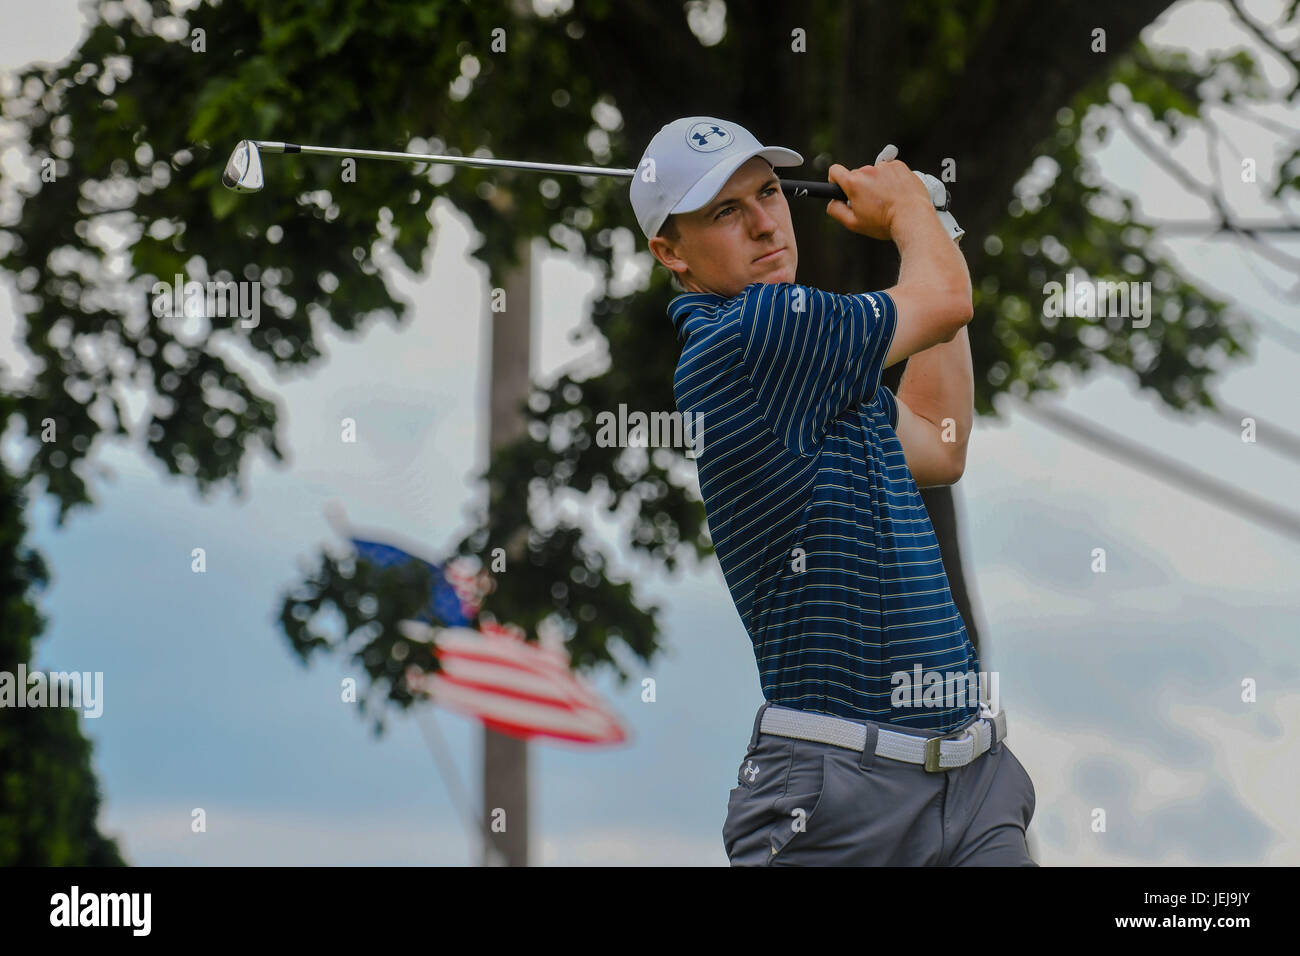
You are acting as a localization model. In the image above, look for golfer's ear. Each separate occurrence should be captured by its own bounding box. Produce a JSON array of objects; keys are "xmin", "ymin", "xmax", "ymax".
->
[{"xmin": 649, "ymin": 236, "xmax": 686, "ymax": 273}]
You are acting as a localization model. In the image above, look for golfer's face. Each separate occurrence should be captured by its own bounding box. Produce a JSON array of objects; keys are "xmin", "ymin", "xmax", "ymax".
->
[{"xmin": 674, "ymin": 156, "xmax": 798, "ymax": 297}]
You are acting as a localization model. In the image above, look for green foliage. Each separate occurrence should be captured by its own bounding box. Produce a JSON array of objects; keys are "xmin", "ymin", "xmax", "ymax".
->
[
  {"xmin": 1, "ymin": 0, "xmax": 630, "ymax": 525},
  {"xmin": 968, "ymin": 38, "xmax": 1272, "ymax": 415},
  {"xmin": 277, "ymin": 548, "xmax": 443, "ymax": 735},
  {"xmin": 0, "ymin": 396, "xmax": 123, "ymax": 864}
]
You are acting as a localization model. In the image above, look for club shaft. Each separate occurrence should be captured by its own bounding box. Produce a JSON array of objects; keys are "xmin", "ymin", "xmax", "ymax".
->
[
  {"xmin": 250, "ymin": 140, "xmax": 848, "ymax": 201},
  {"xmin": 253, "ymin": 140, "xmax": 635, "ymax": 178}
]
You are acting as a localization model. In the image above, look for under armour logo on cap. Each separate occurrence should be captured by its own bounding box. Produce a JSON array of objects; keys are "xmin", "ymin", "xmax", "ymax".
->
[
  {"xmin": 629, "ymin": 115, "xmax": 804, "ymax": 240},
  {"xmin": 688, "ymin": 122, "xmax": 733, "ymax": 152}
]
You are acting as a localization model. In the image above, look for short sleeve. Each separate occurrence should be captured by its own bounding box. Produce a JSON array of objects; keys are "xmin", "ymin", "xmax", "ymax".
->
[
  {"xmin": 737, "ymin": 282, "xmax": 897, "ymax": 453},
  {"xmin": 874, "ymin": 383, "xmax": 899, "ymax": 430}
]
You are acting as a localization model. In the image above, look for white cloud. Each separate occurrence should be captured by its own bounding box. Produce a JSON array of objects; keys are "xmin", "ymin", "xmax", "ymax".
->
[
  {"xmin": 539, "ymin": 828, "xmax": 723, "ymax": 866},
  {"xmin": 101, "ymin": 803, "xmax": 728, "ymax": 866},
  {"xmin": 101, "ymin": 806, "xmax": 478, "ymax": 866},
  {"xmin": 1010, "ymin": 690, "xmax": 1300, "ymax": 866}
]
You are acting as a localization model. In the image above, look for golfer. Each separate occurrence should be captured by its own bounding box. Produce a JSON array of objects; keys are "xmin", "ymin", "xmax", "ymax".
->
[{"xmin": 630, "ymin": 117, "xmax": 1037, "ymax": 866}]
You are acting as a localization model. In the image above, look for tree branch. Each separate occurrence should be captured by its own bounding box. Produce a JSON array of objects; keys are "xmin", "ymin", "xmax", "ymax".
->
[
  {"xmin": 1217, "ymin": 101, "xmax": 1300, "ymax": 138},
  {"xmin": 1141, "ymin": 219, "xmax": 1300, "ymax": 231},
  {"xmin": 1226, "ymin": 0, "xmax": 1300, "ymax": 99},
  {"xmin": 1232, "ymin": 238, "xmax": 1300, "ymax": 304},
  {"xmin": 1112, "ymin": 100, "xmax": 1300, "ymax": 272}
]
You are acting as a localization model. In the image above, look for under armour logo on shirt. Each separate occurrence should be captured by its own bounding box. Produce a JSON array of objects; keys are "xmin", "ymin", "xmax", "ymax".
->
[{"xmin": 743, "ymin": 760, "xmax": 760, "ymax": 782}]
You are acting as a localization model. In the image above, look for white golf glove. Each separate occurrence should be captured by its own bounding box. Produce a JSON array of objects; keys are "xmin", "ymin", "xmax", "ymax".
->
[{"xmin": 874, "ymin": 144, "xmax": 965, "ymax": 244}]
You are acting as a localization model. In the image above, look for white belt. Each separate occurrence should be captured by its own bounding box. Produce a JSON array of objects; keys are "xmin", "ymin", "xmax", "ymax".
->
[{"xmin": 760, "ymin": 701, "xmax": 1007, "ymax": 772}]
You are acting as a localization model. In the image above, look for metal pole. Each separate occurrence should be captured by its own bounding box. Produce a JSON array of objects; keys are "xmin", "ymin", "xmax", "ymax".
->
[{"xmin": 415, "ymin": 705, "xmax": 508, "ymax": 866}]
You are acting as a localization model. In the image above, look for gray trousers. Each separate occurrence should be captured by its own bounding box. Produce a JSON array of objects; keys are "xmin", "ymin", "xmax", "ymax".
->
[{"xmin": 723, "ymin": 702, "xmax": 1038, "ymax": 866}]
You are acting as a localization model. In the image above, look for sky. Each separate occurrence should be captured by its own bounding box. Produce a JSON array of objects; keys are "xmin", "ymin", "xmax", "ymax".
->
[{"xmin": 0, "ymin": 0, "xmax": 1297, "ymax": 866}]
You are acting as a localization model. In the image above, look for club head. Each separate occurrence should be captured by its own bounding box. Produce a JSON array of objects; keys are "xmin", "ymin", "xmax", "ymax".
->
[{"xmin": 222, "ymin": 139, "xmax": 264, "ymax": 192}]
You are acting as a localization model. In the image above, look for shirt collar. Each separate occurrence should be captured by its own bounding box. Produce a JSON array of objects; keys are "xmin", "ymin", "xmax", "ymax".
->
[{"xmin": 667, "ymin": 290, "xmax": 729, "ymax": 341}]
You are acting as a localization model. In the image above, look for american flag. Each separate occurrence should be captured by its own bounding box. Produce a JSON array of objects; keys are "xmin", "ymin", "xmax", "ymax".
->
[
  {"xmin": 349, "ymin": 536, "xmax": 626, "ymax": 747},
  {"xmin": 402, "ymin": 620, "xmax": 627, "ymax": 747},
  {"xmin": 349, "ymin": 537, "xmax": 482, "ymax": 626}
]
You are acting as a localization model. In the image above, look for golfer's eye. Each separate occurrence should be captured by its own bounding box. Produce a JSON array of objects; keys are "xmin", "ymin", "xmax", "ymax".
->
[{"xmin": 717, "ymin": 188, "xmax": 777, "ymax": 220}]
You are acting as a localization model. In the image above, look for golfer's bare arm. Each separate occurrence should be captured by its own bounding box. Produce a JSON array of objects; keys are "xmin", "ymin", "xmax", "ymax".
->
[
  {"xmin": 882, "ymin": 203, "xmax": 974, "ymax": 487},
  {"xmin": 891, "ymin": 325, "xmax": 973, "ymax": 487}
]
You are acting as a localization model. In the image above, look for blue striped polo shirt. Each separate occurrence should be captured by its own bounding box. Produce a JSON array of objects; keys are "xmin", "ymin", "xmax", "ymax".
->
[{"xmin": 669, "ymin": 281, "xmax": 979, "ymax": 733}]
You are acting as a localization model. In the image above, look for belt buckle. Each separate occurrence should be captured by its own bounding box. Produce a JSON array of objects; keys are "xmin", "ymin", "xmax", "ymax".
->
[
  {"xmin": 923, "ymin": 723, "xmax": 977, "ymax": 773},
  {"xmin": 922, "ymin": 737, "xmax": 944, "ymax": 772}
]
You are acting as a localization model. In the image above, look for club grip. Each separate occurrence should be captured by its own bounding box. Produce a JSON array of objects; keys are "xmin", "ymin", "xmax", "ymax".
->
[{"xmin": 779, "ymin": 179, "xmax": 848, "ymax": 202}]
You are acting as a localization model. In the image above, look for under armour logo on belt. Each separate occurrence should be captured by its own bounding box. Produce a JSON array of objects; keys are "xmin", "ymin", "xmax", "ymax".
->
[{"xmin": 743, "ymin": 760, "xmax": 760, "ymax": 782}]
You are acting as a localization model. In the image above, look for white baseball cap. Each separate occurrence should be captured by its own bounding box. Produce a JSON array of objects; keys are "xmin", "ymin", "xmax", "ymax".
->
[{"xmin": 630, "ymin": 116, "xmax": 803, "ymax": 240}]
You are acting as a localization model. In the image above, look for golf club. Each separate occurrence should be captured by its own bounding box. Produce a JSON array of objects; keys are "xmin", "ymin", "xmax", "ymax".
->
[{"xmin": 221, "ymin": 138, "xmax": 850, "ymax": 201}]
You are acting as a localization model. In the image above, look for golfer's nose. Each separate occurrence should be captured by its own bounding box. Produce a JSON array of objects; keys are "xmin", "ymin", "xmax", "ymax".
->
[{"xmin": 749, "ymin": 202, "xmax": 777, "ymax": 236}]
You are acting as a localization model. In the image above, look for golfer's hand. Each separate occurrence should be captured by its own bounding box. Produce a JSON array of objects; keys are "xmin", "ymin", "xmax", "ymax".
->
[{"xmin": 825, "ymin": 147, "xmax": 933, "ymax": 241}]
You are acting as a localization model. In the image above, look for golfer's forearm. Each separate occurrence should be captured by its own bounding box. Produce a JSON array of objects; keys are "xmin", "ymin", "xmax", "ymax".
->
[
  {"xmin": 891, "ymin": 202, "xmax": 973, "ymax": 321},
  {"xmin": 897, "ymin": 324, "xmax": 974, "ymax": 457}
]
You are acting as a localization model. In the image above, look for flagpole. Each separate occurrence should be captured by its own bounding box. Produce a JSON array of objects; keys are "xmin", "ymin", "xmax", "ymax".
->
[
  {"xmin": 414, "ymin": 704, "xmax": 508, "ymax": 866},
  {"xmin": 326, "ymin": 501, "xmax": 517, "ymax": 866}
]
